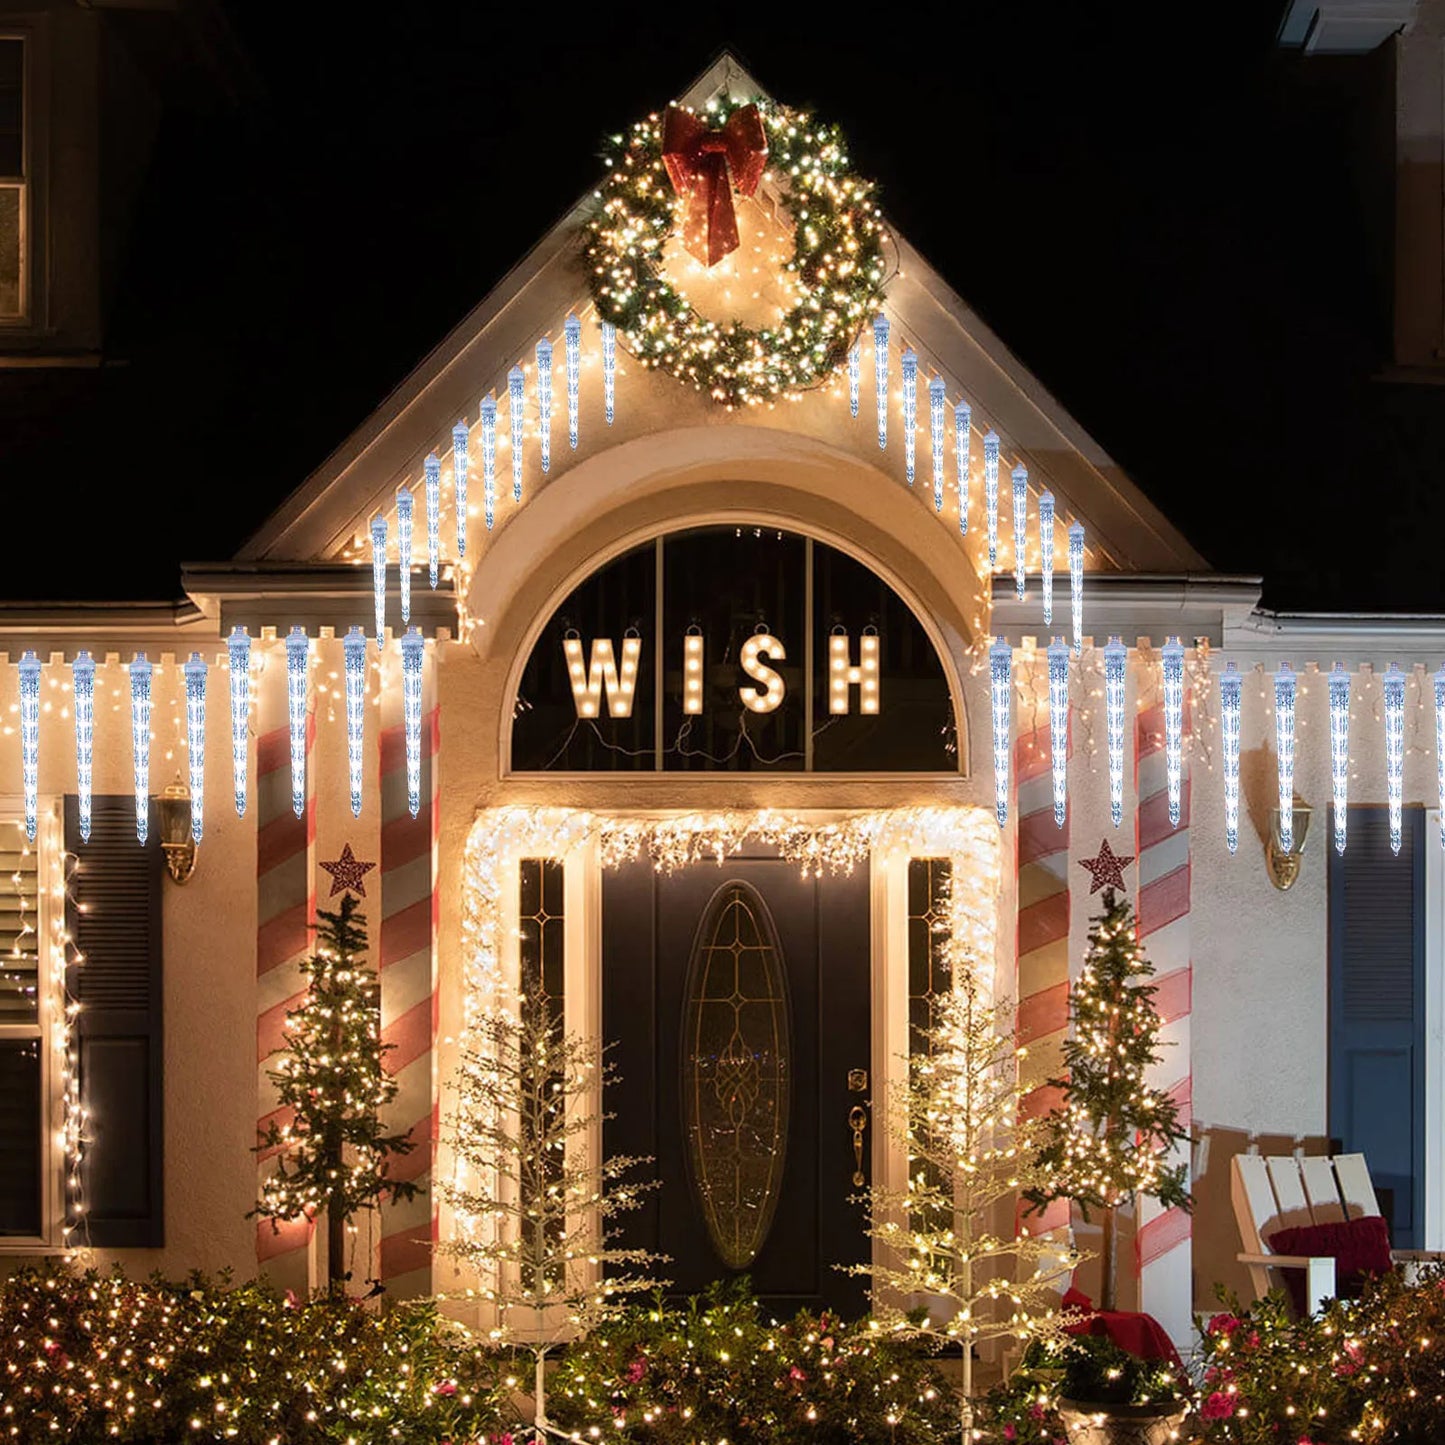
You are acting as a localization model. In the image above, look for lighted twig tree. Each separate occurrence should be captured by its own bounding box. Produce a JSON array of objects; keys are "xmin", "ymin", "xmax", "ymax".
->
[
  {"xmin": 440, "ymin": 994, "xmax": 665, "ymax": 1441},
  {"xmin": 1024, "ymin": 888, "xmax": 1191, "ymax": 1310},
  {"xmin": 851, "ymin": 961, "xmax": 1078, "ymax": 1441},
  {"xmin": 252, "ymin": 895, "xmax": 420, "ymax": 1290}
]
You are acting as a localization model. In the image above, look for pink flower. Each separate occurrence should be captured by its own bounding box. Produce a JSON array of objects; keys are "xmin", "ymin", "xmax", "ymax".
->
[
  {"xmin": 1003, "ymin": 1426, "xmax": 1017, "ymax": 1441},
  {"xmin": 284, "ymin": 1289, "xmax": 300, "ymax": 1310},
  {"xmin": 1201, "ymin": 1391, "xmax": 1236, "ymax": 1420},
  {"xmin": 625, "ymin": 1358, "xmax": 647, "ymax": 1384},
  {"xmin": 1028, "ymin": 1403, "xmax": 1047, "ymax": 1422},
  {"xmin": 433, "ymin": 1380, "xmax": 457, "ymax": 1397},
  {"xmin": 821, "ymin": 1336, "xmax": 835, "ymax": 1351},
  {"xmin": 1206, "ymin": 1312, "xmax": 1241, "ymax": 1338},
  {"xmin": 789, "ymin": 1365, "xmax": 806, "ymax": 1382}
]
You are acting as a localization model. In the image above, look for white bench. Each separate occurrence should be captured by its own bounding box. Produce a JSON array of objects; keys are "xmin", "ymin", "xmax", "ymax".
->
[{"xmin": 1232, "ymin": 1152, "xmax": 1443, "ymax": 1316}]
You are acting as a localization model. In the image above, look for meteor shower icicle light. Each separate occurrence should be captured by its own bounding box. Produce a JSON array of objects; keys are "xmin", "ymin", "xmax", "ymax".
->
[
  {"xmin": 17, "ymin": 652, "xmax": 38, "ymax": 842},
  {"xmin": 1048, "ymin": 636, "xmax": 1069, "ymax": 828},
  {"xmin": 1069, "ymin": 522, "xmax": 1085, "ymax": 655},
  {"xmin": 1162, "ymin": 637, "xmax": 1185, "ymax": 828},
  {"xmin": 565, "ymin": 313, "xmax": 581, "ymax": 449},
  {"xmin": 873, "ymin": 313, "xmax": 889, "ymax": 449},
  {"xmin": 508, "ymin": 365, "xmax": 525, "ymax": 503},
  {"xmin": 1011, "ymin": 463, "xmax": 1028, "ymax": 600},
  {"xmin": 480, "ymin": 396, "xmax": 497, "ymax": 531},
  {"xmin": 344, "ymin": 626, "xmax": 366, "ymax": 818},
  {"xmin": 396, "ymin": 489, "xmax": 414, "ymax": 624},
  {"xmin": 1330, "ymin": 663, "xmax": 1350, "ymax": 855},
  {"xmin": 536, "ymin": 336, "xmax": 553, "ymax": 474},
  {"xmin": 424, "ymin": 453, "xmax": 440, "ymax": 589},
  {"xmin": 227, "ymin": 627, "xmax": 250, "ymax": 816},
  {"xmin": 1039, "ymin": 492, "xmax": 1056, "ymax": 627},
  {"xmin": 601, "ymin": 320, "xmax": 616, "ymax": 425},
  {"xmin": 129, "ymin": 654, "xmax": 152, "ymax": 844},
  {"xmin": 848, "ymin": 341, "xmax": 860, "ymax": 417},
  {"xmin": 370, "ymin": 516, "xmax": 387, "ymax": 647},
  {"xmin": 1437, "ymin": 666, "xmax": 1445, "ymax": 849},
  {"xmin": 286, "ymin": 627, "xmax": 308, "ymax": 819},
  {"xmin": 1385, "ymin": 663, "xmax": 1405, "ymax": 854},
  {"xmin": 402, "ymin": 627, "xmax": 424, "ymax": 818},
  {"xmin": 955, "ymin": 400, "xmax": 971, "ymax": 534},
  {"xmin": 452, "ymin": 420, "xmax": 469, "ymax": 558},
  {"xmin": 929, "ymin": 375, "xmax": 946, "ymax": 509},
  {"xmin": 901, "ymin": 349, "xmax": 917, "ymax": 482},
  {"xmin": 1220, "ymin": 661, "xmax": 1242, "ymax": 854},
  {"xmin": 990, "ymin": 637, "xmax": 1012, "ymax": 828},
  {"xmin": 1275, "ymin": 664, "xmax": 1297, "ymax": 853},
  {"xmin": 1104, "ymin": 636, "xmax": 1127, "ymax": 828},
  {"xmin": 72, "ymin": 651, "xmax": 94, "ymax": 843},
  {"xmin": 983, "ymin": 430, "xmax": 1000, "ymax": 569},
  {"xmin": 184, "ymin": 653, "xmax": 206, "ymax": 844}
]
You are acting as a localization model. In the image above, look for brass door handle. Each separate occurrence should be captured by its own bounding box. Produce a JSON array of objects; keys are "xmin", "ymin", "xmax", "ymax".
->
[{"xmin": 849, "ymin": 1104, "xmax": 869, "ymax": 1187}]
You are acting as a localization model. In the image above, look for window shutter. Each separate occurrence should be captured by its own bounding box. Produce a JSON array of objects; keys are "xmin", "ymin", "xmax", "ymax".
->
[{"xmin": 65, "ymin": 795, "xmax": 163, "ymax": 1247}]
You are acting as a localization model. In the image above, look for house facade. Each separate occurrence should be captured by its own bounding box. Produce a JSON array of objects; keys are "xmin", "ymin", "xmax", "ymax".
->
[{"xmin": 0, "ymin": 49, "xmax": 1442, "ymax": 1355}]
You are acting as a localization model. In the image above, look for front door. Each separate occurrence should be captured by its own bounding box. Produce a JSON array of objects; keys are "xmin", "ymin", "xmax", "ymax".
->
[{"xmin": 603, "ymin": 850, "xmax": 872, "ymax": 1317}]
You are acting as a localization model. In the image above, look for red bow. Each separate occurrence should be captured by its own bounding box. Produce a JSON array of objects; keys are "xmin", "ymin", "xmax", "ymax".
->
[{"xmin": 661, "ymin": 103, "xmax": 768, "ymax": 267}]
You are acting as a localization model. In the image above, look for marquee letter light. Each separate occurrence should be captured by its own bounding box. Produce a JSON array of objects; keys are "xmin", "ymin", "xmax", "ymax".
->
[
  {"xmin": 682, "ymin": 630, "xmax": 704, "ymax": 715},
  {"xmin": 739, "ymin": 630, "xmax": 787, "ymax": 713},
  {"xmin": 828, "ymin": 629, "xmax": 880, "ymax": 714},
  {"xmin": 564, "ymin": 633, "xmax": 642, "ymax": 719}
]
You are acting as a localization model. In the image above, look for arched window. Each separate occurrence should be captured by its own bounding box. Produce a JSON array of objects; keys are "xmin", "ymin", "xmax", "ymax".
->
[{"xmin": 510, "ymin": 525, "xmax": 958, "ymax": 773}]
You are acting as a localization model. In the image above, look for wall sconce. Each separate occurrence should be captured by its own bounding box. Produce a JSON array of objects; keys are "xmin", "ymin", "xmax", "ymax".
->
[
  {"xmin": 1266, "ymin": 803, "xmax": 1311, "ymax": 891},
  {"xmin": 158, "ymin": 779, "xmax": 197, "ymax": 884}
]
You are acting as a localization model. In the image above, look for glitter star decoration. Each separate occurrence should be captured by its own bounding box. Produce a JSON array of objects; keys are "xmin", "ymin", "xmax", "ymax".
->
[
  {"xmin": 320, "ymin": 842, "xmax": 376, "ymax": 898},
  {"xmin": 1080, "ymin": 838, "xmax": 1134, "ymax": 895}
]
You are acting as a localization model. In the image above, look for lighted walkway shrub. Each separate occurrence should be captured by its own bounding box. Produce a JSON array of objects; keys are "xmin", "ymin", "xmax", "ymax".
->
[{"xmin": 0, "ymin": 1266, "xmax": 510, "ymax": 1444}]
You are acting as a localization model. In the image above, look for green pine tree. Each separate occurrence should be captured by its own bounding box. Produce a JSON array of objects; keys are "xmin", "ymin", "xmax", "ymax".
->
[
  {"xmin": 1025, "ymin": 888, "xmax": 1191, "ymax": 1309},
  {"xmin": 252, "ymin": 896, "xmax": 420, "ymax": 1290}
]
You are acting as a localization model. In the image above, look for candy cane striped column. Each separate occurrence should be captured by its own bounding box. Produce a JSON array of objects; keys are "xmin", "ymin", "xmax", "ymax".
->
[
  {"xmin": 255, "ymin": 637, "xmax": 317, "ymax": 1288},
  {"xmin": 1134, "ymin": 678, "xmax": 1193, "ymax": 1347},
  {"xmin": 376, "ymin": 643, "xmax": 439, "ymax": 1299}
]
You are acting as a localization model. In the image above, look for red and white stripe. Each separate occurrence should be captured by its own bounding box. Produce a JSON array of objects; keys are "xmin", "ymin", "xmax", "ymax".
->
[
  {"xmin": 376, "ymin": 646, "xmax": 439, "ymax": 1299},
  {"xmin": 255, "ymin": 639, "xmax": 317, "ymax": 1287},
  {"xmin": 1134, "ymin": 686, "xmax": 1193, "ymax": 1347}
]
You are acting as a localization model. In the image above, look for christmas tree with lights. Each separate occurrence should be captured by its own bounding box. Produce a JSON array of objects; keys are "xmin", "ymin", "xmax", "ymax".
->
[
  {"xmin": 1025, "ymin": 888, "xmax": 1191, "ymax": 1310},
  {"xmin": 253, "ymin": 895, "xmax": 420, "ymax": 1290},
  {"xmin": 852, "ymin": 960, "xmax": 1077, "ymax": 1440},
  {"xmin": 440, "ymin": 994, "xmax": 665, "ymax": 1440}
]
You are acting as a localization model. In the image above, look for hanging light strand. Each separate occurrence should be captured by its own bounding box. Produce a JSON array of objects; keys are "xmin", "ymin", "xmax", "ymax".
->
[
  {"xmin": 480, "ymin": 396, "xmax": 497, "ymax": 532},
  {"xmin": 1162, "ymin": 637, "xmax": 1185, "ymax": 829},
  {"xmin": 901, "ymin": 348, "xmax": 917, "ymax": 483},
  {"xmin": 286, "ymin": 627, "xmax": 308, "ymax": 820},
  {"xmin": 17, "ymin": 652, "xmax": 39, "ymax": 843},
  {"xmin": 990, "ymin": 638, "xmax": 1012, "ymax": 828},
  {"xmin": 1220, "ymin": 661, "xmax": 1242, "ymax": 854},
  {"xmin": 954, "ymin": 400, "xmax": 971, "ymax": 535},
  {"xmin": 1048, "ymin": 637, "xmax": 1069, "ymax": 829},
  {"xmin": 1011, "ymin": 463, "xmax": 1028, "ymax": 600},
  {"xmin": 929, "ymin": 375, "xmax": 945, "ymax": 511},
  {"xmin": 129, "ymin": 654, "xmax": 152, "ymax": 845},
  {"xmin": 452, "ymin": 420, "xmax": 470, "ymax": 559},
  {"xmin": 396, "ymin": 489, "xmax": 414, "ymax": 624},
  {"xmin": 508, "ymin": 366, "xmax": 525, "ymax": 503},
  {"xmin": 983, "ymin": 431, "xmax": 1000, "ymax": 569},
  {"xmin": 873, "ymin": 313, "xmax": 889, "ymax": 450},
  {"xmin": 1039, "ymin": 492, "xmax": 1055, "ymax": 627},
  {"xmin": 565, "ymin": 313, "xmax": 582, "ymax": 450},
  {"xmin": 344, "ymin": 627, "xmax": 367, "ymax": 819},
  {"xmin": 1275, "ymin": 664, "xmax": 1296, "ymax": 853},
  {"xmin": 424, "ymin": 453, "xmax": 440, "ymax": 589},
  {"xmin": 71, "ymin": 651, "xmax": 95, "ymax": 843},
  {"xmin": 537, "ymin": 336, "xmax": 553, "ymax": 474},
  {"xmin": 1069, "ymin": 523, "xmax": 1085, "ymax": 656},
  {"xmin": 402, "ymin": 628, "xmax": 425, "ymax": 819},
  {"xmin": 183, "ymin": 654, "xmax": 206, "ymax": 845},
  {"xmin": 1385, "ymin": 663, "xmax": 1405, "ymax": 855},
  {"xmin": 227, "ymin": 627, "xmax": 250, "ymax": 817},
  {"xmin": 1104, "ymin": 636, "xmax": 1127, "ymax": 829},
  {"xmin": 848, "ymin": 341, "xmax": 860, "ymax": 418},
  {"xmin": 370, "ymin": 517, "xmax": 387, "ymax": 647},
  {"xmin": 1329, "ymin": 664, "xmax": 1350, "ymax": 855},
  {"xmin": 601, "ymin": 320, "xmax": 616, "ymax": 425}
]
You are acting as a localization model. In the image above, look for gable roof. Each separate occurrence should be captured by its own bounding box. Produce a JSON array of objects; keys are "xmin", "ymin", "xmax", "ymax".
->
[{"xmin": 234, "ymin": 52, "xmax": 1207, "ymax": 578}]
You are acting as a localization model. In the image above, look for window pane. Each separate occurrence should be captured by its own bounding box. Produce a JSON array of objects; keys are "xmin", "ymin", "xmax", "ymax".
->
[
  {"xmin": 0, "ymin": 820, "xmax": 39, "ymax": 1024},
  {"xmin": 0, "ymin": 1038, "xmax": 41, "ymax": 1236},
  {"xmin": 0, "ymin": 39, "xmax": 21, "ymax": 177},
  {"xmin": 0, "ymin": 187, "xmax": 21, "ymax": 318}
]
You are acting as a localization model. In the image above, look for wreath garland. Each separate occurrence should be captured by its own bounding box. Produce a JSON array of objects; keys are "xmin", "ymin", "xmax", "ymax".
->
[{"xmin": 584, "ymin": 98, "xmax": 889, "ymax": 409}]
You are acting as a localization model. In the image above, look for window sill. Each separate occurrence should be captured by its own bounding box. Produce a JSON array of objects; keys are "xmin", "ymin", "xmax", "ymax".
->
[{"xmin": 0, "ymin": 1242, "xmax": 71, "ymax": 1256}]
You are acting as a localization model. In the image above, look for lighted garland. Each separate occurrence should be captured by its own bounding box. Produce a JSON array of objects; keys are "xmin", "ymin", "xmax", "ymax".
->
[{"xmin": 584, "ymin": 98, "xmax": 889, "ymax": 407}]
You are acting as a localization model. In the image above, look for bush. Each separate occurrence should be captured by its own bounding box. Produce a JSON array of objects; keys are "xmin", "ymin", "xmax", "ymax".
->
[
  {"xmin": 547, "ymin": 1279, "xmax": 957, "ymax": 1444},
  {"xmin": 0, "ymin": 1265, "xmax": 511, "ymax": 1444}
]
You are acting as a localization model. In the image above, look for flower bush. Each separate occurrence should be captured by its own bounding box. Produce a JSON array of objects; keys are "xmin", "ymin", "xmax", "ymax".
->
[{"xmin": 0, "ymin": 1265, "xmax": 511, "ymax": 1444}]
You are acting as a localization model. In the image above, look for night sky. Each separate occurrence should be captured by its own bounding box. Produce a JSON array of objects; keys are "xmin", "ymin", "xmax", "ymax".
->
[{"xmin": 3, "ymin": 3, "xmax": 1437, "ymax": 612}]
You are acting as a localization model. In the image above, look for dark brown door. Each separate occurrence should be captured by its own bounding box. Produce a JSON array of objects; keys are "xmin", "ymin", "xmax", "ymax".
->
[{"xmin": 603, "ymin": 850, "xmax": 872, "ymax": 1318}]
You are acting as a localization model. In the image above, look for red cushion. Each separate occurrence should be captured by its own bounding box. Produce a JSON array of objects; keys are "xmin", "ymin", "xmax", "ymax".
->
[{"xmin": 1265, "ymin": 1214, "xmax": 1393, "ymax": 1313}]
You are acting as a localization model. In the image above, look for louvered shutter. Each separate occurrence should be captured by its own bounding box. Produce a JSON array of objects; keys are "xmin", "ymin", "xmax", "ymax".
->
[{"xmin": 65, "ymin": 795, "xmax": 163, "ymax": 1247}]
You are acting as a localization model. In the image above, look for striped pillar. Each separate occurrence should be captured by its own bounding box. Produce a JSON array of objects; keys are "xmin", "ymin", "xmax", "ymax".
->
[
  {"xmin": 1134, "ymin": 677, "xmax": 1193, "ymax": 1346},
  {"xmin": 255, "ymin": 638, "xmax": 317, "ymax": 1288},
  {"xmin": 376, "ymin": 644, "xmax": 439, "ymax": 1299}
]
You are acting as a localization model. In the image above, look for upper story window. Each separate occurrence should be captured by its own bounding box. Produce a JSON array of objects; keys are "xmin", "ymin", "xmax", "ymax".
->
[
  {"xmin": 0, "ymin": 37, "xmax": 24, "ymax": 321},
  {"xmin": 510, "ymin": 525, "xmax": 959, "ymax": 773}
]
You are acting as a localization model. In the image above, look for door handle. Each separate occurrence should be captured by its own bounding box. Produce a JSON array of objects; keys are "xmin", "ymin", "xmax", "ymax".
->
[{"xmin": 849, "ymin": 1104, "xmax": 869, "ymax": 1187}]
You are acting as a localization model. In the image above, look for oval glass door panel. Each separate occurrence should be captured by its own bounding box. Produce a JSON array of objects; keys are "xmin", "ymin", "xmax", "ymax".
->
[{"xmin": 682, "ymin": 880, "xmax": 792, "ymax": 1270}]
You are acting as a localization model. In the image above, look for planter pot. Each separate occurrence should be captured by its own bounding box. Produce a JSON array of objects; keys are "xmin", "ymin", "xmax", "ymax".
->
[{"xmin": 1056, "ymin": 1397, "xmax": 1190, "ymax": 1445}]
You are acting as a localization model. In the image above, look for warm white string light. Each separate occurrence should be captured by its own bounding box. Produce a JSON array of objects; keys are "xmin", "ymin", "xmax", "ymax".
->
[
  {"xmin": 536, "ymin": 336, "xmax": 553, "ymax": 474},
  {"xmin": 873, "ymin": 313, "xmax": 889, "ymax": 450},
  {"xmin": 1220, "ymin": 661, "xmax": 1242, "ymax": 854},
  {"xmin": 227, "ymin": 626, "xmax": 249, "ymax": 816},
  {"xmin": 1069, "ymin": 522, "xmax": 1085, "ymax": 656},
  {"xmin": 508, "ymin": 366, "xmax": 525, "ymax": 503},
  {"xmin": 1437, "ymin": 665, "xmax": 1445, "ymax": 850},
  {"xmin": 1162, "ymin": 637, "xmax": 1185, "ymax": 828},
  {"xmin": 983, "ymin": 430, "xmax": 1000, "ymax": 569},
  {"xmin": 1275, "ymin": 664, "xmax": 1296, "ymax": 852},
  {"xmin": 901, "ymin": 348, "xmax": 917, "ymax": 483},
  {"xmin": 71, "ymin": 651, "xmax": 94, "ymax": 843},
  {"xmin": 1104, "ymin": 636, "xmax": 1127, "ymax": 828},
  {"xmin": 286, "ymin": 627, "xmax": 308, "ymax": 820},
  {"xmin": 848, "ymin": 340, "xmax": 860, "ymax": 418},
  {"xmin": 1039, "ymin": 492, "xmax": 1055, "ymax": 627},
  {"xmin": 1011, "ymin": 463, "xmax": 1028, "ymax": 600},
  {"xmin": 344, "ymin": 626, "xmax": 366, "ymax": 819},
  {"xmin": 601, "ymin": 320, "xmax": 616, "ymax": 425},
  {"xmin": 370, "ymin": 516, "xmax": 387, "ymax": 647},
  {"xmin": 17, "ymin": 652, "xmax": 39, "ymax": 842},
  {"xmin": 480, "ymin": 396, "xmax": 497, "ymax": 532},
  {"xmin": 129, "ymin": 654, "xmax": 152, "ymax": 845},
  {"xmin": 565, "ymin": 313, "xmax": 581, "ymax": 450},
  {"xmin": 1048, "ymin": 636, "xmax": 1069, "ymax": 828},
  {"xmin": 396, "ymin": 488, "xmax": 414, "ymax": 624},
  {"xmin": 954, "ymin": 400, "xmax": 971, "ymax": 535},
  {"xmin": 929, "ymin": 375, "xmax": 945, "ymax": 511},
  {"xmin": 990, "ymin": 637, "xmax": 1012, "ymax": 828},
  {"xmin": 452, "ymin": 419, "xmax": 469, "ymax": 559},
  {"xmin": 402, "ymin": 627, "xmax": 425, "ymax": 819},
  {"xmin": 1330, "ymin": 663, "xmax": 1350, "ymax": 855},
  {"xmin": 183, "ymin": 653, "xmax": 206, "ymax": 844},
  {"xmin": 424, "ymin": 452, "xmax": 441, "ymax": 589},
  {"xmin": 1385, "ymin": 663, "xmax": 1405, "ymax": 855}
]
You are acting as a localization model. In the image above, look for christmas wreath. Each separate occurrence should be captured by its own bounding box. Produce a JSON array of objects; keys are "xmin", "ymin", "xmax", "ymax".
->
[{"xmin": 584, "ymin": 98, "xmax": 889, "ymax": 408}]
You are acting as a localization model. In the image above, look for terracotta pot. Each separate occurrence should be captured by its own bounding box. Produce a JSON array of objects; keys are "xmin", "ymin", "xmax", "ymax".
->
[{"xmin": 1056, "ymin": 1397, "xmax": 1190, "ymax": 1445}]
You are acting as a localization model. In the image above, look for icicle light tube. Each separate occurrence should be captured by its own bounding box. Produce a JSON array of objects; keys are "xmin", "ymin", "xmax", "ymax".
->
[
  {"xmin": 901, "ymin": 348, "xmax": 917, "ymax": 482},
  {"xmin": 424, "ymin": 453, "xmax": 440, "ymax": 589},
  {"xmin": 1048, "ymin": 636, "xmax": 1069, "ymax": 828},
  {"xmin": 848, "ymin": 341, "xmax": 860, "ymax": 418},
  {"xmin": 929, "ymin": 375, "xmax": 945, "ymax": 511},
  {"xmin": 17, "ymin": 652, "xmax": 39, "ymax": 842},
  {"xmin": 1069, "ymin": 523, "xmax": 1085, "ymax": 656},
  {"xmin": 508, "ymin": 366, "xmax": 525, "ymax": 503},
  {"xmin": 1437, "ymin": 665, "xmax": 1445, "ymax": 849},
  {"xmin": 1011, "ymin": 463, "xmax": 1028, "ymax": 600},
  {"xmin": 129, "ymin": 654, "xmax": 152, "ymax": 844},
  {"xmin": 71, "ymin": 651, "xmax": 94, "ymax": 843},
  {"xmin": 402, "ymin": 627, "xmax": 425, "ymax": 818},
  {"xmin": 1104, "ymin": 636, "xmax": 1127, "ymax": 828},
  {"xmin": 955, "ymin": 400, "xmax": 971, "ymax": 534},
  {"xmin": 1162, "ymin": 637, "xmax": 1185, "ymax": 828},
  {"xmin": 344, "ymin": 626, "xmax": 367, "ymax": 818},
  {"xmin": 396, "ymin": 489, "xmax": 413, "ymax": 624},
  {"xmin": 873, "ymin": 314, "xmax": 889, "ymax": 450},
  {"xmin": 537, "ymin": 336, "xmax": 553, "ymax": 474},
  {"xmin": 601, "ymin": 320, "xmax": 616, "ymax": 425},
  {"xmin": 370, "ymin": 516, "xmax": 387, "ymax": 647},
  {"xmin": 990, "ymin": 637, "xmax": 1012, "ymax": 828},
  {"xmin": 286, "ymin": 627, "xmax": 308, "ymax": 819},
  {"xmin": 1276, "ymin": 664, "xmax": 1296, "ymax": 853},
  {"xmin": 184, "ymin": 653, "xmax": 206, "ymax": 844},
  {"xmin": 565, "ymin": 313, "xmax": 581, "ymax": 450},
  {"xmin": 1039, "ymin": 492, "xmax": 1056, "ymax": 626},
  {"xmin": 1220, "ymin": 661, "xmax": 1242, "ymax": 854},
  {"xmin": 1330, "ymin": 663, "xmax": 1350, "ymax": 855},
  {"xmin": 480, "ymin": 396, "xmax": 497, "ymax": 531},
  {"xmin": 983, "ymin": 431, "xmax": 1000, "ymax": 569},
  {"xmin": 452, "ymin": 420, "xmax": 469, "ymax": 558},
  {"xmin": 227, "ymin": 627, "xmax": 249, "ymax": 816},
  {"xmin": 1385, "ymin": 663, "xmax": 1405, "ymax": 855}
]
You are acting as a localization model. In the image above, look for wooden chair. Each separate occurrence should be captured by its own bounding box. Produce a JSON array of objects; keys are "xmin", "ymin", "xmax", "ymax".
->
[{"xmin": 1232, "ymin": 1152, "xmax": 1444, "ymax": 1316}]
